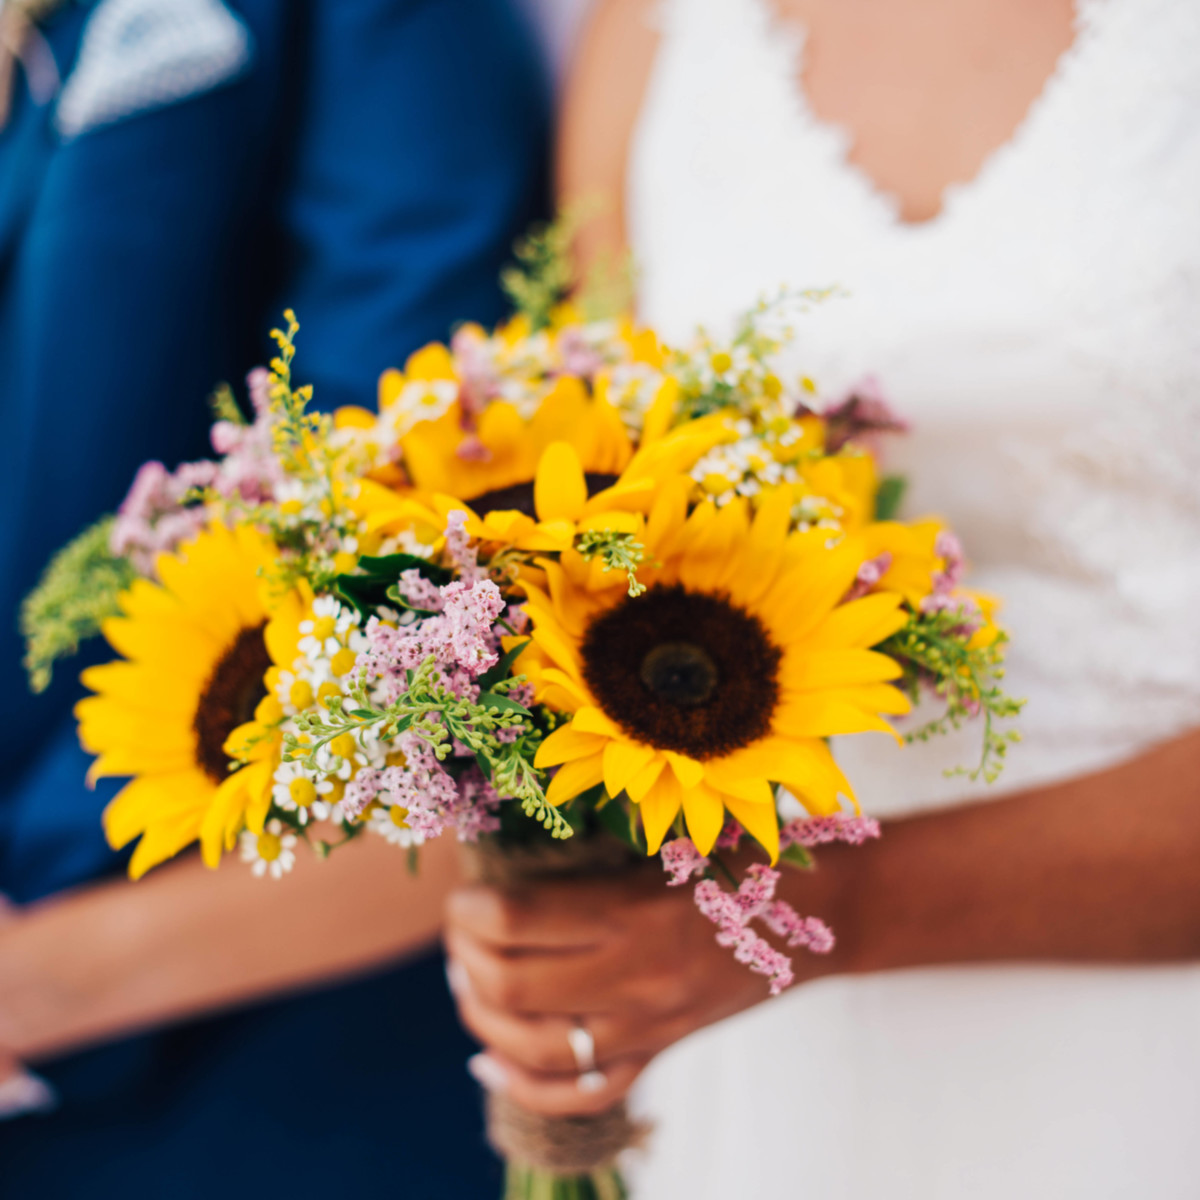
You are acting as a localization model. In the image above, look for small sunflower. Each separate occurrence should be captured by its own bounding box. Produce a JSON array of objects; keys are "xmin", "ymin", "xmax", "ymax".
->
[
  {"xmin": 352, "ymin": 420, "xmax": 727, "ymax": 570},
  {"xmin": 77, "ymin": 524, "xmax": 307, "ymax": 878},
  {"xmin": 519, "ymin": 483, "xmax": 914, "ymax": 859}
]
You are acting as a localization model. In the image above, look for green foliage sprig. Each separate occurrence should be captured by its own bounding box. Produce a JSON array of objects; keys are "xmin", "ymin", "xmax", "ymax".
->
[
  {"xmin": 501, "ymin": 213, "xmax": 579, "ymax": 333},
  {"xmin": 882, "ymin": 607, "xmax": 1024, "ymax": 784},
  {"xmin": 281, "ymin": 655, "xmax": 572, "ymax": 839},
  {"xmin": 575, "ymin": 531, "xmax": 649, "ymax": 597},
  {"xmin": 21, "ymin": 517, "xmax": 136, "ymax": 692}
]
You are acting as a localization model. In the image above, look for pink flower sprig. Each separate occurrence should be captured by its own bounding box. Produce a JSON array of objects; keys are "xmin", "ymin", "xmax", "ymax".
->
[
  {"xmin": 661, "ymin": 837, "xmax": 709, "ymax": 885},
  {"xmin": 111, "ymin": 368, "xmax": 286, "ymax": 576},
  {"xmin": 779, "ymin": 814, "xmax": 882, "ymax": 849},
  {"xmin": 661, "ymin": 844, "xmax": 835, "ymax": 996},
  {"xmin": 358, "ymin": 577, "xmax": 506, "ymax": 704},
  {"xmin": 342, "ymin": 741, "xmax": 500, "ymax": 842}
]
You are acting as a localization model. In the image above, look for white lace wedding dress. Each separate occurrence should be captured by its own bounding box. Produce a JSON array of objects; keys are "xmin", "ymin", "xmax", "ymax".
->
[{"xmin": 623, "ymin": 0, "xmax": 1200, "ymax": 1195}]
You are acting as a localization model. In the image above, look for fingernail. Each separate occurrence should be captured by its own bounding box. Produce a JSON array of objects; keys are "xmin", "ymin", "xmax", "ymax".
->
[
  {"xmin": 467, "ymin": 1053, "xmax": 509, "ymax": 1094},
  {"xmin": 445, "ymin": 958, "xmax": 471, "ymax": 999}
]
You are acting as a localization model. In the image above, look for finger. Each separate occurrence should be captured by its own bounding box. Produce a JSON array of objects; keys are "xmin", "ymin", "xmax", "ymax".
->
[
  {"xmin": 468, "ymin": 1050, "xmax": 650, "ymax": 1118},
  {"xmin": 445, "ymin": 928, "xmax": 615, "ymax": 1015},
  {"xmin": 454, "ymin": 989, "xmax": 642, "ymax": 1074},
  {"xmin": 446, "ymin": 884, "xmax": 612, "ymax": 951}
]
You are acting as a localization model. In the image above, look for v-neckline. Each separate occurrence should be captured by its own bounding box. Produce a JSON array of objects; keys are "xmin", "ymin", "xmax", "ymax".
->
[{"xmin": 756, "ymin": 0, "xmax": 1104, "ymax": 234}]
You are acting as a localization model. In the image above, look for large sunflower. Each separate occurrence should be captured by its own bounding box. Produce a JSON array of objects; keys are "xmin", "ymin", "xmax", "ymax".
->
[
  {"xmin": 519, "ymin": 482, "xmax": 914, "ymax": 859},
  {"xmin": 77, "ymin": 524, "xmax": 306, "ymax": 878}
]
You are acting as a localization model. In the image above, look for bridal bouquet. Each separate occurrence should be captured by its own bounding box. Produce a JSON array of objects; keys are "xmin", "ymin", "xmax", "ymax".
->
[{"xmin": 24, "ymin": 222, "xmax": 1020, "ymax": 1199}]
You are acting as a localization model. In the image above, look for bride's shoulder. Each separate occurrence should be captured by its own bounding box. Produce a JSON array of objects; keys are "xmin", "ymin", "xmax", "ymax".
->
[{"xmin": 558, "ymin": 0, "xmax": 660, "ymax": 262}]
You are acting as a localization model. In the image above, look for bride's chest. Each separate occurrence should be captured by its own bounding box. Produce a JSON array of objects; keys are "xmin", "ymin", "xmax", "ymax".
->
[{"xmin": 628, "ymin": 0, "xmax": 1200, "ymax": 570}]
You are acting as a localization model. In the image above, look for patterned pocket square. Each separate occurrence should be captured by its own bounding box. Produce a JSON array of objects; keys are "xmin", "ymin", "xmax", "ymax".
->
[{"xmin": 55, "ymin": 0, "xmax": 252, "ymax": 140}]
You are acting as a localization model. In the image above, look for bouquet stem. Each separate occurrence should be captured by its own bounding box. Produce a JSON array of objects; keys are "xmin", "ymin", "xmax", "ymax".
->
[
  {"xmin": 463, "ymin": 837, "xmax": 652, "ymax": 1199},
  {"xmin": 503, "ymin": 1162, "xmax": 628, "ymax": 1200}
]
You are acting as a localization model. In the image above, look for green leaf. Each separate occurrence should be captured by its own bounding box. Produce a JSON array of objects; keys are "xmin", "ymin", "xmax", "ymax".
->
[
  {"xmin": 384, "ymin": 583, "xmax": 438, "ymax": 616},
  {"xmin": 474, "ymin": 751, "xmax": 494, "ymax": 781},
  {"xmin": 349, "ymin": 708, "xmax": 377, "ymax": 719},
  {"xmin": 780, "ymin": 843, "xmax": 815, "ymax": 871},
  {"xmin": 874, "ymin": 474, "xmax": 908, "ymax": 522},
  {"xmin": 476, "ymin": 640, "xmax": 530, "ymax": 691},
  {"xmin": 357, "ymin": 553, "xmax": 452, "ymax": 585},
  {"xmin": 477, "ymin": 692, "xmax": 532, "ymax": 717},
  {"xmin": 334, "ymin": 553, "xmax": 452, "ymax": 618}
]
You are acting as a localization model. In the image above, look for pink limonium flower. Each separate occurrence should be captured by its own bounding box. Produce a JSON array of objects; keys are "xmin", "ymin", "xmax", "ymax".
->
[
  {"xmin": 111, "ymin": 368, "xmax": 284, "ymax": 575},
  {"xmin": 780, "ymin": 814, "xmax": 882, "ymax": 848},
  {"xmin": 444, "ymin": 510, "xmax": 487, "ymax": 583},
  {"xmin": 110, "ymin": 460, "xmax": 215, "ymax": 576},
  {"xmin": 343, "ymin": 744, "xmax": 501, "ymax": 844},
  {"xmin": 358, "ymin": 577, "xmax": 506, "ymax": 704},
  {"xmin": 821, "ymin": 374, "xmax": 910, "ymax": 455},
  {"xmin": 661, "ymin": 837, "xmax": 710, "ymax": 886},
  {"xmin": 844, "ymin": 551, "xmax": 894, "ymax": 602},
  {"xmin": 680, "ymin": 862, "xmax": 834, "ymax": 996},
  {"xmin": 450, "ymin": 325, "xmax": 502, "ymax": 420},
  {"xmin": 930, "ymin": 530, "xmax": 965, "ymax": 594}
]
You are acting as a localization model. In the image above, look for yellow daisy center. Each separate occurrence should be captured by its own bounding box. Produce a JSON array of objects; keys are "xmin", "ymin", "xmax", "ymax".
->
[
  {"xmin": 256, "ymin": 832, "xmax": 282, "ymax": 861},
  {"xmin": 329, "ymin": 733, "xmax": 357, "ymax": 759},
  {"xmin": 289, "ymin": 777, "xmax": 318, "ymax": 808},
  {"xmin": 389, "ymin": 805, "xmax": 410, "ymax": 828},
  {"xmin": 330, "ymin": 648, "xmax": 357, "ymax": 677}
]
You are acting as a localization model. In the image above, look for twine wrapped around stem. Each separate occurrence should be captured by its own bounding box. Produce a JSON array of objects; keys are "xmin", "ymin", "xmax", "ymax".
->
[{"xmin": 461, "ymin": 836, "xmax": 653, "ymax": 1180}]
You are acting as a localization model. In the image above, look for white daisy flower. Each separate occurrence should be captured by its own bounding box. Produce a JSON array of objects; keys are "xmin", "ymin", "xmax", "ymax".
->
[
  {"xmin": 367, "ymin": 803, "xmax": 425, "ymax": 848},
  {"xmin": 272, "ymin": 760, "xmax": 333, "ymax": 825},
  {"xmin": 240, "ymin": 820, "xmax": 297, "ymax": 880}
]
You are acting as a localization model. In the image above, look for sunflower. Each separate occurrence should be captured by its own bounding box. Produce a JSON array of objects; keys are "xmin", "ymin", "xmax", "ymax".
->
[
  {"xmin": 352, "ymin": 419, "xmax": 728, "ymax": 570},
  {"xmin": 77, "ymin": 524, "xmax": 307, "ymax": 878},
  {"xmin": 518, "ymin": 482, "xmax": 914, "ymax": 859}
]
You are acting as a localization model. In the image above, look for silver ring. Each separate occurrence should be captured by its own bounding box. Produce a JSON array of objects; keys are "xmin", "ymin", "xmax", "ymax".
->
[
  {"xmin": 578, "ymin": 1070, "xmax": 608, "ymax": 1094},
  {"xmin": 567, "ymin": 1019, "xmax": 596, "ymax": 1074}
]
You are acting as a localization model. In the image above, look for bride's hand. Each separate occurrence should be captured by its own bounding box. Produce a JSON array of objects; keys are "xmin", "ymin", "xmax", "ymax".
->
[{"xmin": 444, "ymin": 868, "xmax": 815, "ymax": 1117}]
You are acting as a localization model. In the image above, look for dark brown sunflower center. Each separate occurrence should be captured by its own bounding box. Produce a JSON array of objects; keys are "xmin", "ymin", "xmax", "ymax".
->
[
  {"xmin": 580, "ymin": 585, "xmax": 781, "ymax": 762},
  {"xmin": 193, "ymin": 623, "xmax": 271, "ymax": 784},
  {"xmin": 469, "ymin": 473, "xmax": 621, "ymax": 517},
  {"xmin": 639, "ymin": 642, "xmax": 718, "ymax": 707}
]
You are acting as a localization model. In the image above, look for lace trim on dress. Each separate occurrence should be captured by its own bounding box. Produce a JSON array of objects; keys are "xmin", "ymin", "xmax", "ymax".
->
[{"xmin": 744, "ymin": 0, "xmax": 1114, "ymax": 232}]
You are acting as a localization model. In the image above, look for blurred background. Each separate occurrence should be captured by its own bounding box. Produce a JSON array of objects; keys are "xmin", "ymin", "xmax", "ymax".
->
[{"xmin": 0, "ymin": 0, "xmax": 588, "ymax": 1195}]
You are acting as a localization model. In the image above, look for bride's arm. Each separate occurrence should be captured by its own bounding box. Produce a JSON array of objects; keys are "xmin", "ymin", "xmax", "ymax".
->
[
  {"xmin": 0, "ymin": 832, "xmax": 458, "ymax": 1065},
  {"xmin": 557, "ymin": 0, "xmax": 657, "ymax": 271},
  {"xmin": 444, "ymin": 728, "xmax": 1200, "ymax": 1117}
]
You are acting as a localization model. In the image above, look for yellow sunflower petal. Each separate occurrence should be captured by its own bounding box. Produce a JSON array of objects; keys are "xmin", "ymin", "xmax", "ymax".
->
[
  {"xmin": 571, "ymin": 706, "xmax": 624, "ymax": 738},
  {"xmin": 801, "ymin": 592, "xmax": 909, "ymax": 651},
  {"xmin": 535, "ymin": 725, "xmax": 609, "ymax": 768},
  {"xmin": 128, "ymin": 813, "xmax": 205, "ymax": 881},
  {"xmin": 664, "ymin": 751, "xmax": 705, "ymax": 790},
  {"xmin": 779, "ymin": 648, "xmax": 903, "ymax": 691},
  {"xmin": 602, "ymin": 739, "xmax": 658, "ymax": 798},
  {"xmin": 682, "ymin": 783, "xmax": 726, "ymax": 855},
  {"xmin": 639, "ymin": 769, "xmax": 682, "ymax": 855},
  {"xmin": 545, "ymin": 753, "xmax": 606, "ymax": 806},
  {"xmin": 626, "ymin": 756, "xmax": 667, "ymax": 803},
  {"xmin": 534, "ymin": 442, "xmax": 588, "ymax": 522},
  {"xmin": 103, "ymin": 770, "xmax": 210, "ymax": 850},
  {"xmin": 722, "ymin": 795, "xmax": 780, "ymax": 862},
  {"xmin": 773, "ymin": 695, "xmax": 905, "ymax": 742}
]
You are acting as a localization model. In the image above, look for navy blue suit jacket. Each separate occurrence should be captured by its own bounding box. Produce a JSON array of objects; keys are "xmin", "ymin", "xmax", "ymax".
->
[{"xmin": 0, "ymin": 1, "xmax": 547, "ymax": 1193}]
